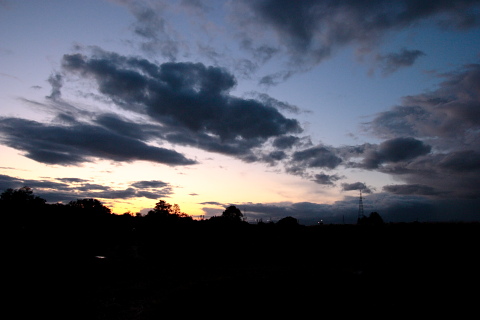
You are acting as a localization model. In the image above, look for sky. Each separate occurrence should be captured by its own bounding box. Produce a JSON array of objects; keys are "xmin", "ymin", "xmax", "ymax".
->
[{"xmin": 1, "ymin": 0, "xmax": 480, "ymax": 224}]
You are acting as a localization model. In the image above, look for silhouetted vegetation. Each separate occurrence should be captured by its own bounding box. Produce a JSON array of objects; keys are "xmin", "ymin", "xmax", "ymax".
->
[
  {"xmin": 358, "ymin": 211, "xmax": 385, "ymax": 225},
  {"xmin": 4, "ymin": 187, "xmax": 479, "ymax": 318}
]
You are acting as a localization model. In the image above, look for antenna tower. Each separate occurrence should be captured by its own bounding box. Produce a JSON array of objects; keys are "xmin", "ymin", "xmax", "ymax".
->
[{"xmin": 357, "ymin": 189, "xmax": 365, "ymax": 223}]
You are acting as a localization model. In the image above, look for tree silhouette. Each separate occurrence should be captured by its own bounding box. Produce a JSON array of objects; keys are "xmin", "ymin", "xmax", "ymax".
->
[
  {"xmin": 146, "ymin": 200, "xmax": 192, "ymax": 224},
  {"xmin": 358, "ymin": 212, "xmax": 384, "ymax": 225},
  {"xmin": 277, "ymin": 216, "xmax": 299, "ymax": 227},
  {"xmin": 221, "ymin": 205, "xmax": 243, "ymax": 222},
  {"xmin": 0, "ymin": 186, "xmax": 46, "ymax": 206},
  {"xmin": 0, "ymin": 187, "xmax": 47, "ymax": 228},
  {"xmin": 368, "ymin": 212, "xmax": 384, "ymax": 225},
  {"xmin": 147, "ymin": 200, "xmax": 172, "ymax": 218},
  {"xmin": 67, "ymin": 198, "xmax": 111, "ymax": 217}
]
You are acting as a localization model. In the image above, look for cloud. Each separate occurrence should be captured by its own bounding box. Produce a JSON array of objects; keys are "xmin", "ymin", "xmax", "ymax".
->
[
  {"xmin": 0, "ymin": 117, "xmax": 196, "ymax": 166},
  {"xmin": 383, "ymin": 184, "xmax": 444, "ymax": 196},
  {"xmin": 232, "ymin": 0, "xmax": 480, "ymax": 80},
  {"xmin": 111, "ymin": 0, "xmax": 181, "ymax": 60},
  {"xmin": 236, "ymin": 192, "xmax": 480, "ymax": 224},
  {"xmin": 60, "ymin": 50, "xmax": 302, "ymax": 161},
  {"xmin": 375, "ymin": 48, "xmax": 425, "ymax": 75},
  {"xmin": 291, "ymin": 145, "xmax": 342, "ymax": 170},
  {"xmin": 341, "ymin": 182, "xmax": 372, "ymax": 194},
  {"xmin": 367, "ymin": 63, "xmax": 480, "ymax": 146},
  {"xmin": 272, "ymin": 135, "xmax": 300, "ymax": 149},
  {"xmin": 361, "ymin": 62, "xmax": 480, "ymax": 199},
  {"xmin": 313, "ymin": 172, "xmax": 342, "ymax": 186},
  {"xmin": 360, "ymin": 137, "xmax": 431, "ymax": 169},
  {"xmin": 131, "ymin": 180, "xmax": 170, "ymax": 189},
  {"xmin": 261, "ymin": 150, "xmax": 287, "ymax": 165},
  {"xmin": 0, "ymin": 173, "xmax": 174, "ymax": 204},
  {"xmin": 108, "ymin": 0, "xmax": 480, "ymax": 84},
  {"xmin": 46, "ymin": 73, "xmax": 63, "ymax": 100},
  {"xmin": 199, "ymin": 201, "xmax": 225, "ymax": 206},
  {"xmin": 247, "ymin": 92, "xmax": 302, "ymax": 114}
]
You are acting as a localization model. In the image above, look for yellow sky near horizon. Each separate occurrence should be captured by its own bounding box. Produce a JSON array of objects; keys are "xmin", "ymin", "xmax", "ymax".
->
[{"xmin": 0, "ymin": 144, "xmax": 346, "ymax": 217}]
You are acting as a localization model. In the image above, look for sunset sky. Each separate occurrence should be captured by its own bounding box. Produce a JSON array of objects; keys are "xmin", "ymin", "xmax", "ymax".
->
[{"xmin": 1, "ymin": 0, "xmax": 480, "ymax": 224}]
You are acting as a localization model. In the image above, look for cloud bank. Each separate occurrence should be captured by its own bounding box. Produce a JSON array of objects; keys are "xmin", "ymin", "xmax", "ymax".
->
[
  {"xmin": 0, "ymin": 173, "xmax": 173, "ymax": 204},
  {"xmin": 109, "ymin": 0, "xmax": 480, "ymax": 83},
  {"xmin": 234, "ymin": 0, "xmax": 480, "ymax": 80}
]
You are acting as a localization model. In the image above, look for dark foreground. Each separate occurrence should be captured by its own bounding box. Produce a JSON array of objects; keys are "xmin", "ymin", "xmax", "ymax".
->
[{"xmin": 8, "ymin": 222, "xmax": 480, "ymax": 318}]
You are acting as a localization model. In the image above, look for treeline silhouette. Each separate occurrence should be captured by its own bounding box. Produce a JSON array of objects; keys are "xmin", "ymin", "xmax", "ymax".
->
[{"xmin": 4, "ymin": 187, "xmax": 480, "ymax": 318}]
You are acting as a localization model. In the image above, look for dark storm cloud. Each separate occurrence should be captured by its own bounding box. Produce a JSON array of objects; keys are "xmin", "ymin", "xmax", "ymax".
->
[
  {"xmin": 0, "ymin": 117, "xmax": 196, "ymax": 166},
  {"xmin": 376, "ymin": 48, "xmax": 425, "ymax": 75},
  {"xmin": 61, "ymin": 50, "xmax": 302, "ymax": 160}
]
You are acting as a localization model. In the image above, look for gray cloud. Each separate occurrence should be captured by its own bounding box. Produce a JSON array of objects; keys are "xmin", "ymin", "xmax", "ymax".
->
[
  {"xmin": 367, "ymin": 63, "xmax": 480, "ymax": 147},
  {"xmin": 313, "ymin": 172, "xmax": 342, "ymax": 186},
  {"xmin": 291, "ymin": 145, "xmax": 342, "ymax": 170},
  {"xmin": 131, "ymin": 180, "xmax": 170, "ymax": 189},
  {"xmin": 362, "ymin": 62, "xmax": 480, "ymax": 199},
  {"xmin": 383, "ymin": 184, "xmax": 444, "ymax": 196},
  {"xmin": 108, "ymin": 0, "xmax": 480, "ymax": 85},
  {"xmin": 272, "ymin": 135, "xmax": 300, "ymax": 149},
  {"xmin": 341, "ymin": 182, "xmax": 372, "ymax": 194},
  {"xmin": 0, "ymin": 117, "xmax": 196, "ymax": 166},
  {"xmin": 361, "ymin": 137, "xmax": 431, "ymax": 169},
  {"xmin": 47, "ymin": 73, "xmax": 63, "ymax": 100},
  {"xmin": 376, "ymin": 48, "xmax": 425, "ymax": 75},
  {"xmin": 236, "ymin": 0, "xmax": 480, "ymax": 74},
  {"xmin": 112, "ymin": 0, "xmax": 181, "ymax": 60},
  {"xmin": 247, "ymin": 92, "xmax": 302, "ymax": 114},
  {"xmin": 261, "ymin": 150, "xmax": 287, "ymax": 165},
  {"xmin": 0, "ymin": 173, "xmax": 174, "ymax": 204},
  {"xmin": 236, "ymin": 193, "xmax": 480, "ymax": 224},
  {"xmin": 106, "ymin": 0, "xmax": 480, "ymax": 86},
  {"xmin": 61, "ymin": 50, "xmax": 302, "ymax": 161}
]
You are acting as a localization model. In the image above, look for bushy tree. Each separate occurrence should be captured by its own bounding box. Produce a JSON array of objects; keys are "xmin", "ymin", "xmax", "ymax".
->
[
  {"xmin": 147, "ymin": 200, "xmax": 172, "ymax": 218},
  {"xmin": 0, "ymin": 187, "xmax": 47, "ymax": 229},
  {"xmin": 0, "ymin": 186, "xmax": 46, "ymax": 206},
  {"xmin": 146, "ymin": 200, "xmax": 191, "ymax": 223},
  {"xmin": 221, "ymin": 205, "xmax": 243, "ymax": 222},
  {"xmin": 67, "ymin": 198, "xmax": 112, "ymax": 217},
  {"xmin": 277, "ymin": 216, "xmax": 299, "ymax": 227},
  {"xmin": 358, "ymin": 212, "xmax": 384, "ymax": 225}
]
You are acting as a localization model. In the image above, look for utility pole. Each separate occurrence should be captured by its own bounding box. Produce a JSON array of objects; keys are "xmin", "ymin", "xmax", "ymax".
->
[{"xmin": 357, "ymin": 189, "xmax": 365, "ymax": 223}]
